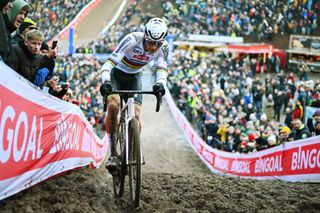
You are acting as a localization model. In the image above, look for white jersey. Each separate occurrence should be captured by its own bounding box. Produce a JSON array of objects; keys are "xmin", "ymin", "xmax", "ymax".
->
[{"xmin": 101, "ymin": 32, "xmax": 169, "ymax": 84}]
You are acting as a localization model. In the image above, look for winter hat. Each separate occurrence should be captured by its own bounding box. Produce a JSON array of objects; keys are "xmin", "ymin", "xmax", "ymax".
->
[
  {"xmin": 314, "ymin": 110, "xmax": 320, "ymax": 117},
  {"xmin": 18, "ymin": 18, "xmax": 37, "ymax": 34},
  {"xmin": 248, "ymin": 132, "xmax": 255, "ymax": 141},
  {"xmin": 241, "ymin": 141, "xmax": 248, "ymax": 148},
  {"xmin": 280, "ymin": 126, "xmax": 291, "ymax": 134}
]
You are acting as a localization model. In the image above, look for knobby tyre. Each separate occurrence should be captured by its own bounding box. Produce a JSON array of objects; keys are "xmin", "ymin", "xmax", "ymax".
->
[
  {"xmin": 128, "ymin": 118, "xmax": 141, "ymax": 208},
  {"xmin": 113, "ymin": 116, "xmax": 126, "ymax": 197}
]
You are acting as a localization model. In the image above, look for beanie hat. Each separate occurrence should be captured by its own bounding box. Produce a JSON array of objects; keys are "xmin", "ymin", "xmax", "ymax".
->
[
  {"xmin": 18, "ymin": 18, "xmax": 37, "ymax": 34},
  {"xmin": 241, "ymin": 141, "xmax": 248, "ymax": 147},
  {"xmin": 314, "ymin": 110, "xmax": 320, "ymax": 117},
  {"xmin": 248, "ymin": 132, "xmax": 255, "ymax": 141},
  {"xmin": 280, "ymin": 126, "xmax": 291, "ymax": 134}
]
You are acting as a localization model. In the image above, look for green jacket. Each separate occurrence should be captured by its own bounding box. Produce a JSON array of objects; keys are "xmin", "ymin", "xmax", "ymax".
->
[{"xmin": 6, "ymin": 0, "xmax": 31, "ymax": 33}]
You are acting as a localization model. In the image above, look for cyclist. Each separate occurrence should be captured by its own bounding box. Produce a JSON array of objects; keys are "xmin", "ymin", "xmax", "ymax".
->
[{"xmin": 99, "ymin": 17, "xmax": 168, "ymax": 170}]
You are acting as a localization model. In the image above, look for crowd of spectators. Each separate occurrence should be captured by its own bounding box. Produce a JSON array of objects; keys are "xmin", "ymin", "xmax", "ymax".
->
[
  {"xmin": 28, "ymin": 0, "xmax": 92, "ymax": 40},
  {"xmin": 77, "ymin": 0, "xmax": 319, "ymax": 53},
  {"xmin": 168, "ymin": 49, "xmax": 320, "ymax": 153},
  {"xmin": 162, "ymin": 0, "xmax": 319, "ymax": 41}
]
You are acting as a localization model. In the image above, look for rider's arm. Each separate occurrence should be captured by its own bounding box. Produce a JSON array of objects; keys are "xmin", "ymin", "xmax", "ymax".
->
[
  {"xmin": 100, "ymin": 34, "xmax": 134, "ymax": 82},
  {"xmin": 155, "ymin": 43, "xmax": 169, "ymax": 86}
]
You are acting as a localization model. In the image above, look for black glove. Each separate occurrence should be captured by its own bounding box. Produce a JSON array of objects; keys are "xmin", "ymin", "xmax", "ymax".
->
[
  {"xmin": 100, "ymin": 81, "xmax": 113, "ymax": 96},
  {"xmin": 153, "ymin": 82, "xmax": 165, "ymax": 96}
]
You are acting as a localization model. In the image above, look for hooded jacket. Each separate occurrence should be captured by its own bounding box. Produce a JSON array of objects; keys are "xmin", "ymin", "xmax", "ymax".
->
[
  {"xmin": 0, "ymin": 0, "xmax": 12, "ymax": 61},
  {"xmin": 5, "ymin": 0, "xmax": 31, "ymax": 33}
]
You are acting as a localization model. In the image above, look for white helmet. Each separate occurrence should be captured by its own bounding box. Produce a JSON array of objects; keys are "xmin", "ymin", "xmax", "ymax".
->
[{"xmin": 144, "ymin": 17, "xmax": 168, "ymax": 42}]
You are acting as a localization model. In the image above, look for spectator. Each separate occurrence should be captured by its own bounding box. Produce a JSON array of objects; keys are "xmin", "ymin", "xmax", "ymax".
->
[
  {"xmin": 7, "ymin": 29, "xmax": 56, "ymax": 84},
  {"xmin": 11, "ymin": 17, "xmax": 37, "ymax": 45},
  {"xmin": 291, "ymin": 118, "xmax": 311, "ymax": 140},
  {"xmin": 267, "ymin": 135, "xmax": 278, "ymax": 148},
  {"xmin": 307, "ymin": 110, "xmax": 320, "ymax": 135},
  {"xmin": 265, "ymin": 94, "xmax": 274, "ymax": 120},
  {"xmin": 0, "ymin": 0, "xmax": 14, "ymax": 62},
  {"xmin": 284, "ymin": 107, "xmax": 294, "ymax": 129},
  {"xmin": 292, "ymin": 101, "xmax": 303, "ymax": 120},
  {"xmin": 46, "ymin": 77, "xmax": 70, "ymax": 99},
  {"xmin": 5, "ymin": 0, "xmax": 31, "ymax": 39},
  {"xmin": 314, "ymin": 122, "xmax": 320, "ymax": 136},
  {"xmin": 278, "ymin": 126, "xmax": 292, "ymax": 143}
]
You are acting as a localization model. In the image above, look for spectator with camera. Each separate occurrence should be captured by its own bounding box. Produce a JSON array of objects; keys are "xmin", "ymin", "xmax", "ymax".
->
[{"xmin": 7, "ymin": 29, "xmax": 56, "ymax": 84}]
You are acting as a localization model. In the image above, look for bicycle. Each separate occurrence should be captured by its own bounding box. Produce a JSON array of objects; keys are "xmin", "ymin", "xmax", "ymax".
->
[{"xmin": 103, "ymin": 89, "xmax": 162, "ymax": 208}]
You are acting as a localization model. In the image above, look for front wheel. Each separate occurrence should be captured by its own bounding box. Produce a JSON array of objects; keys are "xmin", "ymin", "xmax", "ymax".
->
[
  {"xmin": 112, "ymin": 119, "xmax": 126, "ymax": 198},
  {"xmin": 128, "ymin": 118, "xmax": 141, "ymax": 208}
]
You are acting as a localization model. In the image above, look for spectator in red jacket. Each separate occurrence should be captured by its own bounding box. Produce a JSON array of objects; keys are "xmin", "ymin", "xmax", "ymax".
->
[{"xmin": 292, "ymin": 101, "xmax": 303, "ymax": 120}]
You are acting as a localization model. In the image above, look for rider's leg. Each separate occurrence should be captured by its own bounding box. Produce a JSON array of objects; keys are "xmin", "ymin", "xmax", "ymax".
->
[
  {"xmin": 105, "ymin": 95, "xmax": 120, "ymax": 157},
  {"xmin": 134, "ymin": 103, "xmax": 142, "ymax": 133}
]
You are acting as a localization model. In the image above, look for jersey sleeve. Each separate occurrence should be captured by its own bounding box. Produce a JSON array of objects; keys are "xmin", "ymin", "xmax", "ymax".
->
[
  {"xmin": 108, "ymin": 34, "xmax": 135, "ymax": 66},
  {"xmin": 155, "ymin": 43, "xmax": 169, "ymax": 85}
]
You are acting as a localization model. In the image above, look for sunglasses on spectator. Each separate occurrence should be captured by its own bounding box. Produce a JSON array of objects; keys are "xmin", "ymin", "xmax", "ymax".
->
[{"xmin": 144, "ymin": 38, "xmax": 163, "ymax": 47}]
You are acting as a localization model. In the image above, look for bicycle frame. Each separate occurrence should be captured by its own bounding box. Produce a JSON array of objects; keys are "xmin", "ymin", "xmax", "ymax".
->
[{"xmin": 104, "ymin": 89, "xmax": 162, "ymax": 207}]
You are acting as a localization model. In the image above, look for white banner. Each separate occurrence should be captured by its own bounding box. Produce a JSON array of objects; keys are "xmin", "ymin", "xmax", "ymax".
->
[
  {"xmin": 165, "ymin": 89, "xmax": 320, "ymax": 182},
  {"xmin": 0, "ymin": 62, "xmax": 108, "ymax": 200}
]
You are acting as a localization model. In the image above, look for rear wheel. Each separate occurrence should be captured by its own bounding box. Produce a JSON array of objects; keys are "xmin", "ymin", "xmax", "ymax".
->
[
  {"xmin": 128, "ymin": 118, "xmax": 141, "ymax": 208},
  {"xmin": 112, "ymin": 118, "xmax": 126, "ymax": 197}
]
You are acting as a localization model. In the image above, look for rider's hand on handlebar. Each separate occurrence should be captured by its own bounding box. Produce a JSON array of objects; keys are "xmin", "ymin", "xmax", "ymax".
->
[
  {"xmin": 100, "ymin": 80, "xmax": 113, "ymax": 97},
  {"xmin": 152, "ymin": 82, "xmax": 165, "ymax": 96}
]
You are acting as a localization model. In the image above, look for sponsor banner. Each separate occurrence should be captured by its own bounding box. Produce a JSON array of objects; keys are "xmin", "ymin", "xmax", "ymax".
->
[
  {"xmin": 0, "ymin": 62, "xmax": 108, "ymax": 200},
  {"xmin": 305, "ymin": 106, "xmax": 319, "ymax": 124},
  {"xmin": 165, "ymin": 89, "xmax": 320, "ymax": 182},
  {"xmin": 290, "ymin": 35, "xmax": 320, "ymax": 51},
  {"xmin": 0, "ymin": 158, "xmax": 93, "ymax": 200},
  {"xmin": 227, "ymin": 44, "xmax": 273, "ymax": 54}
]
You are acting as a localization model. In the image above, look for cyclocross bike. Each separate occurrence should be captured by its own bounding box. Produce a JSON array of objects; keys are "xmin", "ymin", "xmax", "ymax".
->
[{"xmin": 104, "ymin": 89, "xmax": 162, "ymax": 208}]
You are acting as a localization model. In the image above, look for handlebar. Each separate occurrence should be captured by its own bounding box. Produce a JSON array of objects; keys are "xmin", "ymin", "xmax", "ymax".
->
[{"xmin": 103, "ymin": 90, "xmax": 163, "ymax": 112}]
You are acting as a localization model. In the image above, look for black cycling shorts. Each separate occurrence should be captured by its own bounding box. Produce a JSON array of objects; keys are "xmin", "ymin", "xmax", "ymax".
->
[{"xmin": 111, "ymin": 67, "xmax": 142, "ymax": 105}]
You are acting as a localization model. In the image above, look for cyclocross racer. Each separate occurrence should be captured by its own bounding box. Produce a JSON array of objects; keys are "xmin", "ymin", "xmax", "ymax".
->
[{"xmin": 99, "ymin": 17, "xmax": 168, "ymax": 170}]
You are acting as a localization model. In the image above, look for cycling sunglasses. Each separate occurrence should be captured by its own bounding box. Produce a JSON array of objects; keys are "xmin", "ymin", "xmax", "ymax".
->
[{"xmin": 144, "ymin": 38, "xmax": 163, "ymax": 47}]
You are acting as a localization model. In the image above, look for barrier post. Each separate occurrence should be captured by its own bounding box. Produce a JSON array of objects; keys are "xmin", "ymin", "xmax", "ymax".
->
[{"xmin": 69, "ymin": 28, "xmax": 74, "ymax": 55}]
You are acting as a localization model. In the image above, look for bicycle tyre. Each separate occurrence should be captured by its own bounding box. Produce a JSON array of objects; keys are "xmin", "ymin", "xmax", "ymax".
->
[
  {"xmin": 113, "ymin": 117, "xmax": 126, "ymax": 197},
  {"xmin": 128, "ymin": 118, "xmax": 141, "ymax": 208}
]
